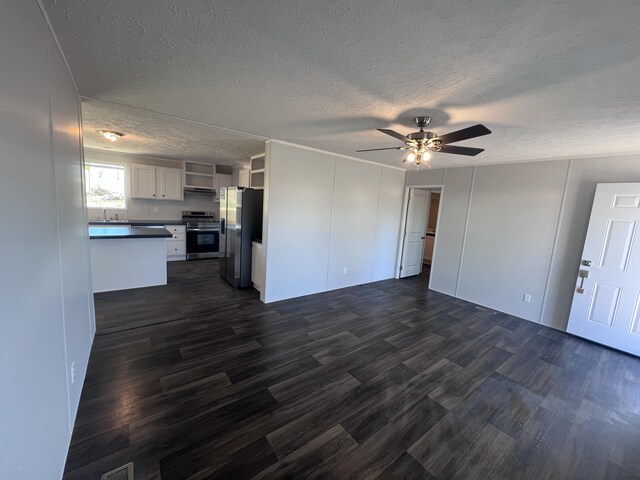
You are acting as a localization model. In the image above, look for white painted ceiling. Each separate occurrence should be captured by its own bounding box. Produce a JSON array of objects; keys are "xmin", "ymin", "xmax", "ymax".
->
[{"xmin": 44, "ymin": 0, "xmax": 640, "ymax": 169}]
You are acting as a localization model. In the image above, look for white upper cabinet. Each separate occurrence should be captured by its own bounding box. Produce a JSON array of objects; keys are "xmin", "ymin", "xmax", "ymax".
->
[
  {"xmin": 214, "ymin": 173, "xmax": 233, "ymax": 191},
  {"xmin": 157, "ymin": 167, "xmax": 184, "ymax": 200},
  {"xmin": 131, "ymin": 164, "xmax": 156, "ymax": 199},
  {"xmin": 238, "ymin": 169, "xmax": 250, "ymax": 188},
  {"xmin": 131, "ymin": 164, "xmax": 183, "ymax": 200}
]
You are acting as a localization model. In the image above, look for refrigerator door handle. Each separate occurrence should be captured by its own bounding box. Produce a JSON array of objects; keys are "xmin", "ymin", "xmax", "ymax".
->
[{"xmin": 221, "ymin": 218, "xmax": 225, "ymax": 234}]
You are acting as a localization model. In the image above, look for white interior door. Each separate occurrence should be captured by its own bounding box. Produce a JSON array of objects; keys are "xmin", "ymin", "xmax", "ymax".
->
[
  {"xmin": 400, "ymin": 189, "xmax": 430, "ymax": 278},
  {"xmin": 567, "ymin": 183, "xmax": 640, "ymax": 356}
]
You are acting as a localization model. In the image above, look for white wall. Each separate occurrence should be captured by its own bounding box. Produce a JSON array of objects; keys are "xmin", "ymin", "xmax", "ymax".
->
[
  {"xmin": 0, "ymin": 2, "xmax": 95, "ymax": 478},
  {"xmin": 49, "ymin": 22, "xmax": 96, "ymax": 427},
  {"xmin": 429, "ymin": 167, "xmax": 473, "ymax": 295},
  {"xmin": 456, "ymin": 161, "xmax": 567, "ymax": 321},
  {"xmin": 84, "ymin": 149, "xmax": 219, "ymax": 221},
  {"xmin": 372, "ymin": 166, "xmax": 407, "ymax": 281},
  {"xmin": 407, "ymin": 155, "xmax": 640, "ymax": 331},
  {"xmin": 262, "ymin": 141, "xmax": 405, "ymax": 303}
]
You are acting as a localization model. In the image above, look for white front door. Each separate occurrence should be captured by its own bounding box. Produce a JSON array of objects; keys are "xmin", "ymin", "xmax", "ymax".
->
[
  {"xmin": 400, "ymin": 189, "xmax": 430, "ymax": 278},
  {"xmin": 567, "ymin": 183, "xmax": 640, "ymax": 356}
]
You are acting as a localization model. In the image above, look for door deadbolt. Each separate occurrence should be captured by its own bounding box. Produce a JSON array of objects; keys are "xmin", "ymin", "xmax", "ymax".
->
[{"xmin": 582, "ymin": 259, "xmax": 592, "ymax": 267}]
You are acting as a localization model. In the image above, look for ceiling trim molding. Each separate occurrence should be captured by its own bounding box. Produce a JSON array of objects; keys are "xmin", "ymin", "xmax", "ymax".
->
[
  {"xmin": 414, "ymin": 150, "xmax": 640, "ymax": 173},
  {"xmin": 267, "ymin": 139, "xmax": 407, "ymax": 172},
  {"xmin": 80, "ymin": 96, "xmax": 270, "ymax": 141}
]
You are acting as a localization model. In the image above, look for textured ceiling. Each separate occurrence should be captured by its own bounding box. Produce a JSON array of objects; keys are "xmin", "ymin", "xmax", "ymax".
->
[
  {"xmin": 44, "ymin": 0, "xmax": 640, "ymax": 169},
  {"xmin": 81, "ymin": 98, "xmax": 266, "ymax": 166}
]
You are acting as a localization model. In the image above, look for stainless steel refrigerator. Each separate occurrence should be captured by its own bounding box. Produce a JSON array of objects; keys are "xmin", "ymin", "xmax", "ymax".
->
[{"xmin": 219, "ymin": 187, "xmax": 263, "ymax": 288}]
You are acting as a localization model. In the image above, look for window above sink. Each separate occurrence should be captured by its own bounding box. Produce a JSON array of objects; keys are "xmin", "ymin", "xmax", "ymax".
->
[{"xmin": 85, "ymin": 162, "xmax": 126, "ymax": 209}]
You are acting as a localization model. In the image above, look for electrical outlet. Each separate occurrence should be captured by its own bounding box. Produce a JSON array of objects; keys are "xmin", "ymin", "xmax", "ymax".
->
[
  {"xmin": 70, "ymin": 362, "xmax": 76, "ymax": 384},
  {"xmin": 343, "ymin": 267, "xmax": 347, "ymax": 274},
  {"xmin": 523, "ymin": 294, "xmax": 532, "ymax": 303}
]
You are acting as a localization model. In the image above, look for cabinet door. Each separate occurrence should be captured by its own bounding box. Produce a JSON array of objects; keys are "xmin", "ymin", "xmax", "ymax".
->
[
  {"xmin": 131, "ymin": 164, "xmax": 156, "ymax": 199},
  {"xmin": 157, "ymin": 167, "xmax": 183, "ymax": 200},
  {"xmin": 218, "ymin": 173, "xmax": 232, "ymax": 188},
  {"xmin": 238, "ymin": 169, "xmax": 250, "ymax": 188}
]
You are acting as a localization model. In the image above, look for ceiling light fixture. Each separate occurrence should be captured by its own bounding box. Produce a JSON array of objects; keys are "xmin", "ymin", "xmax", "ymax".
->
[
  {"xmin": 404, "ymin": 147, "xmax": 431, "ymax": 169},
  {"xmin": 99, "ymin": 130, "xmax": 124, "ymax": 142},
  {"xmin": 357, "ymin": 116, "xmax": 491, "ymax": 170}
]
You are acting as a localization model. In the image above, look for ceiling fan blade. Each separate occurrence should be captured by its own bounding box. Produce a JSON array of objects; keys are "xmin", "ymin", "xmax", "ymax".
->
[
  {"xmin": 377, "ymin": 128, "xmax": 411, "ymax": 143},
  {"xmin": 356, "ymin": 147, "xmax": 403, "ymax": 152},
  {"xmin": 436, "ymin": 124, "xmax": 491, "ymax": 144},
  {"xmin": 438, "ymin": 145, "xmax": 485, "ymax": 156}
]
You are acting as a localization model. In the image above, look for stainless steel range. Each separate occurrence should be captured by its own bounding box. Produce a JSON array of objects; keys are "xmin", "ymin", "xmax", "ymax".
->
[{"xmin": 182, "ymin": 211, "xmax": 220, "ymax": 260}]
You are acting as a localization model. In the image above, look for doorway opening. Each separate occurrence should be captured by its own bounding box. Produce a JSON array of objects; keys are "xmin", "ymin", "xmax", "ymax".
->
[{"xmin": 397, "ymin": 185, "xmax": 443, "ymax": 288}]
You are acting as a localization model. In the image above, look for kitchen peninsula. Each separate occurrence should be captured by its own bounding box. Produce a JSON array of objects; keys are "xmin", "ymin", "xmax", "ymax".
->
[{"xmin": 89, "ymin": 225, "xmax": 172, "ymax": 293}]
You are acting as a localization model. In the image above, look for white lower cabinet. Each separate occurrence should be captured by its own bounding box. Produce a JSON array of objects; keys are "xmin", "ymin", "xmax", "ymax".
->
[{"xmin": 165, "ymin": 224, "xmax": 186, "ymax": 261}]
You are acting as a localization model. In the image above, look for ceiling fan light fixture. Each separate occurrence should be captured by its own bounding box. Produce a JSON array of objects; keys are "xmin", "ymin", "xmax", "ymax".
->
[{"xmin": 356, "ymin": 117, "xmax": 491, "ymax": 168}]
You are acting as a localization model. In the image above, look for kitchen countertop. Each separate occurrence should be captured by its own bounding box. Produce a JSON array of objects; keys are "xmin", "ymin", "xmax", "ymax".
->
[
  {"xmin": 89, "ymin": 226, "xmax": 173, "ymax": 239},
  {"xmin": 88, "ymin": 219, "xmax": 186, "ymax": 226}
]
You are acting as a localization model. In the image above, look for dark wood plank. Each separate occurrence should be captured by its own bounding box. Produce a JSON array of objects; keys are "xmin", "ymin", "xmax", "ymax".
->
[{"xmin": 62, "ymin": 259, "xmax": 640, "ymax": 480}]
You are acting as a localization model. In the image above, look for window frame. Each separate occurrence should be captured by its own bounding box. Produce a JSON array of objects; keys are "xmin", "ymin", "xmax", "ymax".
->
[{"xmin": 84, "ymin": 161, "xmax": 127, "ymax": 210}]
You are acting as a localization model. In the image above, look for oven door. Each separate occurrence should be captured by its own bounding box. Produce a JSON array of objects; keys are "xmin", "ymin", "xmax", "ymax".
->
[{"xmin": 186, "ymin": 227, "xmax": 219, "ymax": 259}]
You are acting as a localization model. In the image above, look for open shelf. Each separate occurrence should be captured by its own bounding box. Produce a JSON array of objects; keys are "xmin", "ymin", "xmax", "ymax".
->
[
  {"xmin": 184, "ymin": 161, "xmax": 215, "ymax": 190},
  {"xmin": 250, "ymin": 154, "xmax": 265, "ymax": 171},
  {"xmin": 184, "ymin": 174, "xmax": 214, "ymax": 189},
  {"xmin": 185, "ymin": 162, "xmax": 214, "ymax": 175},
  {"xmin": 249, "ymin": 153, "xmax": 266, "ymax": 190},
  {"xmin": 250, "ymin": 170, "xmax": 264, "ymax": 189}
]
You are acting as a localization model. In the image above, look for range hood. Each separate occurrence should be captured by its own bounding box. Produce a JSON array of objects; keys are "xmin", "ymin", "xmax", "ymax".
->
[{"xmin": 184, "ymin": 186, "xmax": 217, "ymax": 196}]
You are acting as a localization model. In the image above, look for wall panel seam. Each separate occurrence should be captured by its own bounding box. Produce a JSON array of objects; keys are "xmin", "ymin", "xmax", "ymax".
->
[
  {"xmin": 369, "ymin": 167, "xmax": 384, "ymax": 281},
  {"xmin": 455, "ymin": 167, "xmax": 475, "ymax": 297},
  {"xmin": 539, "ymin": 158, "xmax": 574, "ymax": 325},
  {"xmin": 324, "ymin": 156, "xmax": 338, "ymax": 290}
]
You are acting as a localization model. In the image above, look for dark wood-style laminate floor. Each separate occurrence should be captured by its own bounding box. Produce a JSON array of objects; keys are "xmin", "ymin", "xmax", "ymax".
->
[{"xmin": 64, "ymin": 260, "xmax": 640, "ymax": 479}]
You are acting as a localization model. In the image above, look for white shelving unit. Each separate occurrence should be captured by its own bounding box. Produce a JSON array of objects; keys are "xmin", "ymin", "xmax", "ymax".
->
[
  {"xmin": 184, "ymin": 161, "xmax": 215, "ymax": 191},
  {"xmin": 250, "ymin": 153, "xmax": 265, "ymax": 190}
]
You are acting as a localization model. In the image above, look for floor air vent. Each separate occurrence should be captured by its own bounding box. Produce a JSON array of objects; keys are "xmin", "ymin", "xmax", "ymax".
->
[{"xmin": 101, "ymin": 462, "xmax": 133, "ymax": 480}]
